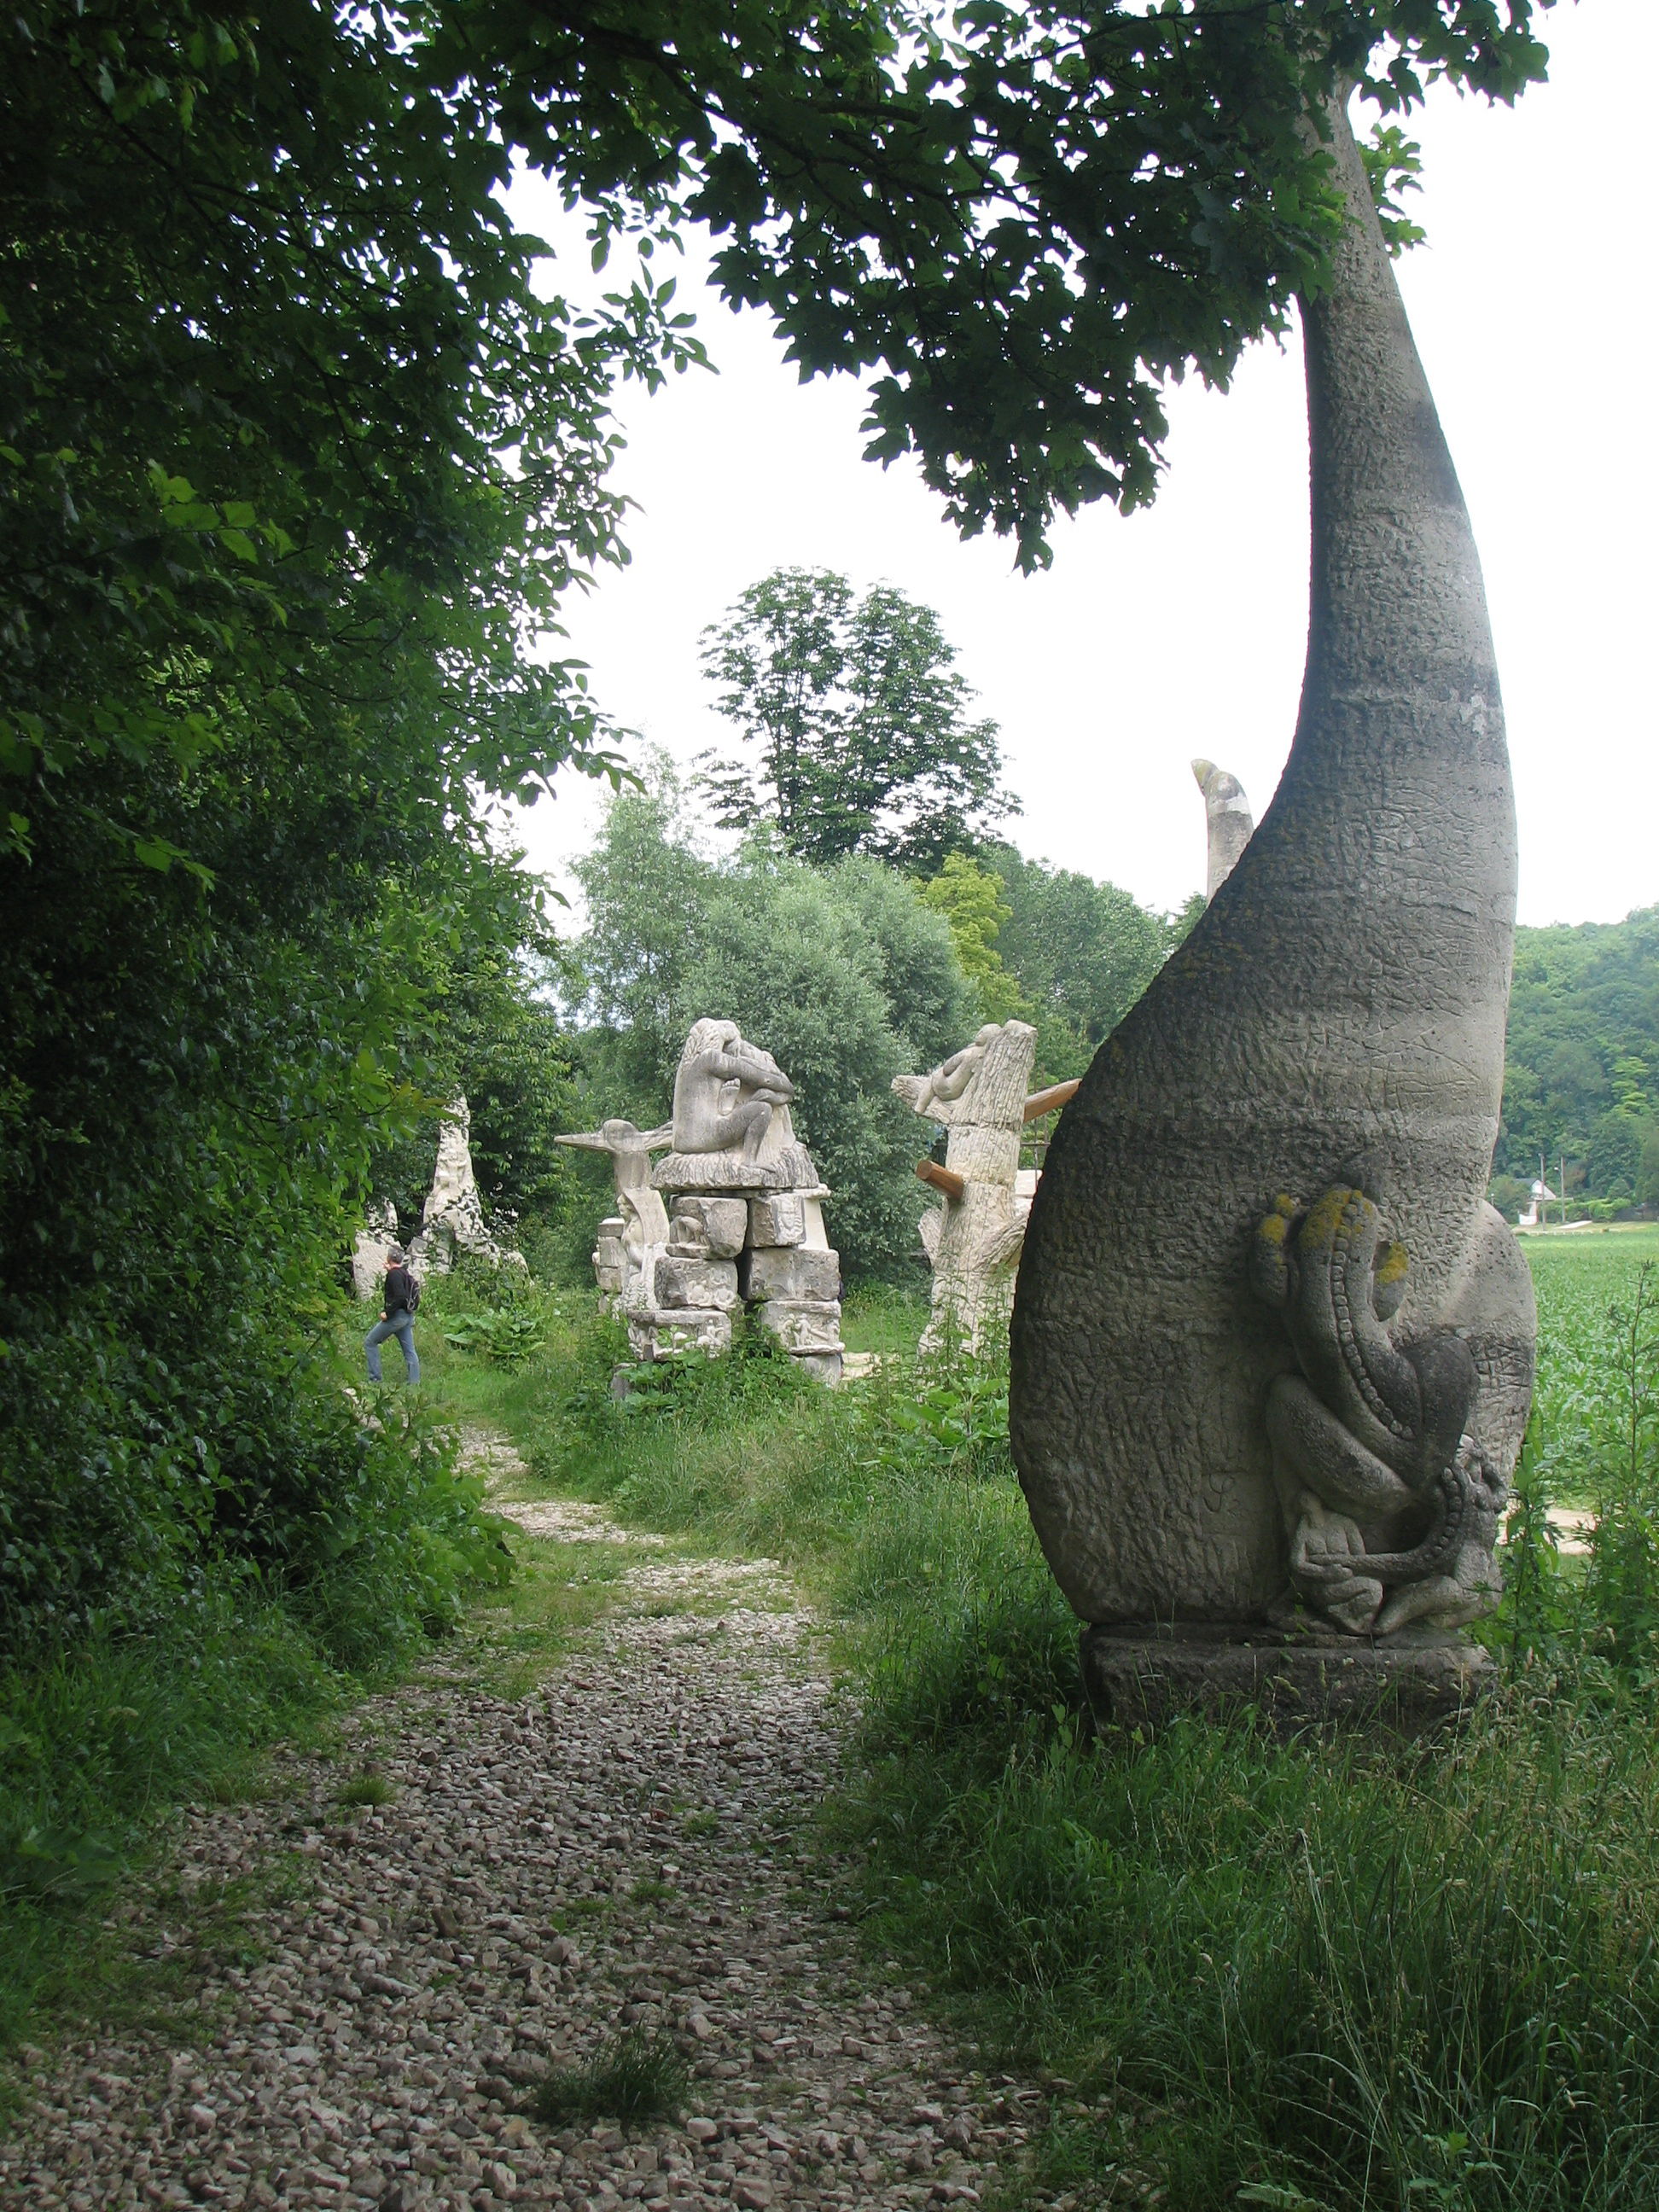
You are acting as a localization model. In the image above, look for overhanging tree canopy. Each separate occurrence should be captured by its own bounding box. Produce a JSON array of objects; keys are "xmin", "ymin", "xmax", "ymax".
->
[{"xmin": 494, "ymin": 0, "xmax": 1545, "ymax": 568}]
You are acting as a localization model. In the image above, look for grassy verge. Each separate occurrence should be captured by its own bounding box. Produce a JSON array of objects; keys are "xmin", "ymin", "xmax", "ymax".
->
[
  {"xmin": 422, "ymin": 1254, "xmax": 1659, "ymax": 2212},
  {"xmin": 0, "ymin": 1351, "xmax": 508, "ymax": 2069}
]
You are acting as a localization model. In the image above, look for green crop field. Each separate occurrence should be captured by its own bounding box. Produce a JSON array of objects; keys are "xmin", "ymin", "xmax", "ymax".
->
[{"xmin": 1521, "ymin": 1225, "xmax": 1659, "ymax": 1512}]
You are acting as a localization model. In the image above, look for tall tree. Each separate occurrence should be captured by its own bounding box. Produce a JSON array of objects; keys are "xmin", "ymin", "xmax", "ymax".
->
[
  {"xmin": 988, "ymin": 850, "xmax": 1190, "ymax": 1083},
  {"xmin": 917, "ymin": 854, "xmax": 1027, "ymax": 1026},
  {"xmin": 0, "ymin": 0, "xmax": 902, "ymax": 1643},
  {"xmin": 697, "ymin": 568, "xmax": 1016, "ymax": 870}
]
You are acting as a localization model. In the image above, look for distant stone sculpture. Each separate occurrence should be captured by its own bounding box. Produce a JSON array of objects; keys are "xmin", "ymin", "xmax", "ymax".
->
[
  {"xmin": 577, "ymin": 1022, "xmax": 846, "ymax": 1382},
  {"xmin": 556, "ymin": 1118, "xmax": 673, "ymax": 1193},
  {"xmin": 1191, "ymin": 758, "xmax": 1254, "ymax": 901},
  {"xmin": 352, "ymin": 1198, "xmax": 401, "ymax": 1301},
  {"xmin": 895, "ymin": 1022, "xmax": 1039, "ymax": 1353},
  {"xmin": 408, "ymin": 1096, "xmax": 524, "ymax": 1276},
  {"xmin": 556, "ymin": 1120, "xmax": 673, "ymax": 1303},
  {"xmin": 896, "ymin": 1026, "xmax": 1080, "ymax": 1355}
]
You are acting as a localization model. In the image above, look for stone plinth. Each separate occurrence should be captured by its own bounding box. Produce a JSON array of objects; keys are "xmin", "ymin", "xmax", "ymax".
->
[
  {"xmin": 1080, "ymin": 1621, "xmax": 1495, "ymax": 1735},
  {"xmin": 593, "ymin": 1218, "xmax": 625, "ymax": 1300},
  {"xmin": 748, "ymin": 1193, "xmax": 806, "ymax": 1248},
  {"xmin": 588, "ymin": 1020, "xmax": 847, "ymax": 1382},
  {"xmin": 653, "ymin": 1144, "xmax": 818, "ymax": 1196},
  {"xmin": 792, "ymin": 1350, "xmax": 844, "ymax": 1386},
  {"xmin": 626, "ymin": 1307, "xmax": 731, "ymax": 1362},
  {"xmin": 752, "ymin": 1299, "xmax": 845, "ymax": 1353},
  {"xmin": 741, "ymin": 1246, "xmax": 841, "ymax": 1304},
  {"xmin": 655, "ymin": 1254, "xmax": 741, "ymax": 1312},
  {"xmin": 668, "ymin": 1196, "xmax": 748, "ymax": 1259}
]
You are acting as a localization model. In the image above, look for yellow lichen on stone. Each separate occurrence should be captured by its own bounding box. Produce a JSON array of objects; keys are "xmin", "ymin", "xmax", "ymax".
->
[
  {"xmin": 1300, "ymin": 1184, "xmax": 1356, "ymax": 1254},
  {"xmin": 1375, "ymin": 1239, "xmax": 1409, "ymax": 1287}
]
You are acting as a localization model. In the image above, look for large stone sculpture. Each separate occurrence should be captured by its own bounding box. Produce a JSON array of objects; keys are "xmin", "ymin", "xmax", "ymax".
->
[
  {"xmin": 651, "ymin": 1020, "xmax": 818, "ymax": 1191},
  {"xmin": 1010, "ymin": 96, "xmax": 1536, "ymax": 1727},
  {"xmin": 578, "ymin": 1022, "xmax": 846, "ymax": 1382},
  {"xmin": 408, "ymin": 1096, "xmax": 524, "ymax": 1276},
  {"xmin": 1192, "ymin": 760, "xmax": 1254, "ymax": 902},
  {"xmin": 1251, "ymin": 1181, "xmax": 1517, "ymax": 1638}
]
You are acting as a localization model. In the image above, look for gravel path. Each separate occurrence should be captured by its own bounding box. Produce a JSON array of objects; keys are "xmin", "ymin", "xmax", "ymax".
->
[{"xmin": 2, "ymin": 1435, "xmax": 1053, "ymax": 2212}]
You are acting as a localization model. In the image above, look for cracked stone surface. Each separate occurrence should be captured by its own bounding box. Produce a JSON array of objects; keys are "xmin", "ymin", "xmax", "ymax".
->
[{"xmin": 1, "ymin": 1435, "xmax": 1058, "ymax": 2212}]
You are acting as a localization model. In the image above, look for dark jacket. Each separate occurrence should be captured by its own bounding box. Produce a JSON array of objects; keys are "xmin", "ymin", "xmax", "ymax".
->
[{"xmin": 384, "ymin": 1266, "xmax": 416, "ymax": 1318}]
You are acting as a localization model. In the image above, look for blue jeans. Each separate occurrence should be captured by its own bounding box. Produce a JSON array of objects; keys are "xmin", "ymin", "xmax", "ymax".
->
[{"xmin": 365, "ymin": 1311, "xmax": 420, "ymax": 1384}]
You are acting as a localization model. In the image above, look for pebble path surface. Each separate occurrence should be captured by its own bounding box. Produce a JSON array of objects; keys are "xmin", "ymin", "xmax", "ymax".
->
[{"xmin": 2, "ymin": 1434, "xmax": 1062, "ymax": 2212}]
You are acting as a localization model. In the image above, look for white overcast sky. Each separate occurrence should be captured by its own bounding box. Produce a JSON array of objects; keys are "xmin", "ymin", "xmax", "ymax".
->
[{"xmin": 505, "ymin": 0, "xmax": 1656, "ymax": 928}]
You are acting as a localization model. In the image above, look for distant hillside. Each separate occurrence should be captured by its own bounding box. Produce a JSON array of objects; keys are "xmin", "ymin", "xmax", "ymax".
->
[{"xmin": 1496, "ymin": 906, "xmax": 1659, "ymax": 1208}]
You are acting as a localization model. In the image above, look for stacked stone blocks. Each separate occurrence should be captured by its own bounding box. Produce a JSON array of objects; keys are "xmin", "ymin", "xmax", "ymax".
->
[{"xmin": 570, "ymin": 1019, "xmax": 846, "ymax": 1384}]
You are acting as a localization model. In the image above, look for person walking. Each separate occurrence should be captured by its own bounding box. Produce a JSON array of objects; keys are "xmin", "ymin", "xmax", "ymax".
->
[{"xmin": 364, "ymin": 1246, "xmax": 421, "ymax": 1385}]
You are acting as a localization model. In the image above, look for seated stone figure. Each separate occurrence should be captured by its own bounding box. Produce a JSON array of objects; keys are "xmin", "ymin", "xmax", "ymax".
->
[{"xmin": 672, "ymin": 1018, "xmax": 796, "ymax": 1164}]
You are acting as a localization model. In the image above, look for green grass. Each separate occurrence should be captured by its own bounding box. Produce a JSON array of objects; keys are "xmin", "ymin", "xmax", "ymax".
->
[
  {"xmin": 334, "ymin": 1767, "xmax": 397, "ymax": 1808},
  {"xmin": 0, "ymin": 1592, "xmax": 346, "ymax": 2060},
  {"xmin": 841, "ymin": 1279, "xmax": 929, "ymax": 1354},
  {"xmin": 1522, "ymin": 1227, "xmax": 1659, "ymax": 1510}
]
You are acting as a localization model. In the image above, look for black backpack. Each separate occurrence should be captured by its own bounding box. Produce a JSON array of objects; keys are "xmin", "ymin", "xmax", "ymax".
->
[{"xmin": 405, "ymin": 1274, "xmax": 422, "ymax": 1315}]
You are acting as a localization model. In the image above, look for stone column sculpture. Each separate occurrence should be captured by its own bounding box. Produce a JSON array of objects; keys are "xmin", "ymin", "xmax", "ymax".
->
[
  {"xmin": 1192, "ymin": 760, "xmax": 1254, "ymax": 902},
  {"xmin": 408, "ymin": 1097, "xmax": 525, "ymax": 1276},
  {"xmin": 894, "ymin": 1022, "xmax": 1039, "ymax": 1353},
  {"xmin": 556, "ymin": 1120, "xmax": 672, "ymax": 1301},
  {"xmin": 1010, "ymin": 96, "xmax": 1535, "ymax": 1728}
]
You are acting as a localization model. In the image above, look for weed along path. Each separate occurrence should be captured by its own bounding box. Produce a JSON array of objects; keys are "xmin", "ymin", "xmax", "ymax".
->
[{"xmin": 2, "ymin": 1432, "xmax": 1037, "ymax": 2212}]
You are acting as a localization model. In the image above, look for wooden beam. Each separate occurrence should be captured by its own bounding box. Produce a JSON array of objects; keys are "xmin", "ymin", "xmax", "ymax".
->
[
  {"xmin": 916, "ymin": 1157, "xmax": 967, "ymax": 1202},
  {"xmin": 1022, "ymin": 1078, "xmax": 1080, "ymax": 1123}
]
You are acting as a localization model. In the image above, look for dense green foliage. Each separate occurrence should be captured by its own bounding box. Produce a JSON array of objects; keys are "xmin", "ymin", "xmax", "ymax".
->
[
  {"xmin": 562, "ymin": 782, "xmax": 975, "ymax": 1278},
  {"xmin": 1495, "ymin": 910, "xmax": 1659, "ymax": 1207},
  {"xmin": 367, "ymin": 939, "xmax": 584, "ymax": 1243},
  {"xmin": 559, "ymin": 779, "xmax": 1207, "ymax": 1274},
  {"xmin": 917, "ymin": 854, "xmax": 1028, "ymax": 1025},
  {"xmin": 0, "ymin": 0, "xmax": 713, "ymax": 1646},
  {"xmin": 991, "ymin": 846, "xmax": 1201, "ymax": 1083},
  {"xmin": 696, "ymin": 568, "xmax": 1014, "ymax": 869}
]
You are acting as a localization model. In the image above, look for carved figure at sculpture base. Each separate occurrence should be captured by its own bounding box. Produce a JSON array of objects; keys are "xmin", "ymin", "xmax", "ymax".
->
[{"xmin": 1251, "ymin": 1179, "xmax": 1527, "ymax": 1639}]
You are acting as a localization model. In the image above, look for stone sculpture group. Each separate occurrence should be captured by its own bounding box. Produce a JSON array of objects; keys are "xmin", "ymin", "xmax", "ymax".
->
[{"xmin": 563, "ymin": 1020, "xmax": 845, "ymax": 1384}]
